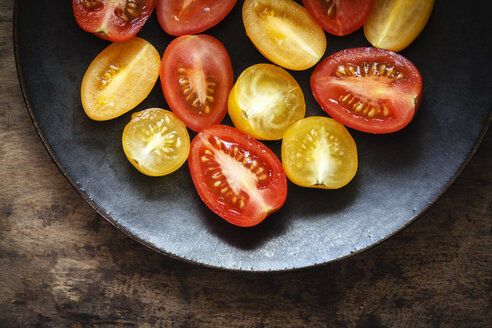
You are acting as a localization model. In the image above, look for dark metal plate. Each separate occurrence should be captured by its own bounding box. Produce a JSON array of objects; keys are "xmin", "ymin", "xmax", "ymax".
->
[{"xmin": 14, "ymin": 0, "xmax": 492, "ymax": 271}]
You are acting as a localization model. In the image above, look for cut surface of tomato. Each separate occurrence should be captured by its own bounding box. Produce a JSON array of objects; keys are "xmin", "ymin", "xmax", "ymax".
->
[
  {"xmin": 189, "ymin": 125, "xmax": 287, "ymax": 227},
  {"xmin": 242, "ymin": 0, "xmax": 327, "ymax": 70},
  {"xmin": 81, "ymin": 37, "xmax": 161, "ymax": 121},
  {"xmin": 302, "ymin": 0, "xmax": 375, "ymax": 36},
  {"xmin": 282, "ymin": 117, "xmax": 357, "ymax": 189},
  {"xmin": 122, "ymin": 108, "xmax": 190, "ymax": 176},
  {"xmin": 311, "ymin": 47, "xmax": 422, "ymax": 134},
  {"xmin": 156, "ymin": 0, "xmax": 238, "ymax": 36},
  {"xmin": 228, "ymin": 64, "xmax": 305, "ymax": 140},
  {"xmin": 364, "ymin": 0, "xmax": 435, "ymax": 52},
  {"xmin": 161, "ymin": 35, "xmax": 234, "ymax": 132},
  {"xmin": 73, "ymin": 0, "xmax": 156, "ymax": 41}
]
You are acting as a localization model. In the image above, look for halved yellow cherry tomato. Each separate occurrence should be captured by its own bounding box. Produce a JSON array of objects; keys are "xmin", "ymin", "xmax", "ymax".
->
[
  {"xmin": 242, "ymin": 0, "xmax": 327, "ymax": 70},
  {"xmin": 364, "ymin": 0, "xmax": 435, "ymax": 52},
  {"xmin": 81, "ymin": 37, "xmax": 161, "ymax": 121},
  {"xmin": 122, "ymin": 108, "xmax": 190, "ymax": 176},
  {"xmin": 228, "ymin": 64, "xmax": 305, "ymax": 140},
  {"xmin": 281, "ymin": 117, "xmax": 357, "ymax": 189}
]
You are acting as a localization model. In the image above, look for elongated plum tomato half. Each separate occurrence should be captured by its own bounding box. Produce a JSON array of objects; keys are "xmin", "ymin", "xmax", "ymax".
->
[
  {"xmin": 72, "ymin": 0, "xmax": 156, "ymax": 41},
  {"xmin": 311, "ymin": 47, "xmax": 423, "ymax": 134},
  {"xmin": 228, "ymin": 63, "xmax": 305, "ymax": 140},
  {"xmin": 364, "ymin": 0, "xmax": 435, "ymax": 52},
  {"xmin": 301, "ymin": 0, "xmax": 375, "ymax": 36},
  {"xmin": 81, "ymin": 37, "xmax": 161, "ymax": 121},
  {"xmin": 242, "ymin": 0, "xmax": 327, "ymax": 71},
  {"xmin": 189, "ymin": 125, "xmax": 287, "ymax": 227},
  {"xmin": 282, "ymin": 117, "xmax": 357, "ymax": 189},
  {"xmin": 122, "ymin": 108, "xmax": 190, "ymax": 176},
  {"xmin": 161, "ymin": 35, "xmax": 234, "ymax": 132},
  {"xmin": 156, "ymin": 0, "xmax": 238, "ymax": 36}
]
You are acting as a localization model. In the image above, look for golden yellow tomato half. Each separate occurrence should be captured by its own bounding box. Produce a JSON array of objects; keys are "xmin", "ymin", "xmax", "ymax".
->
[
  {"xmin": 242, "ymin": 0, "xmax": 327, "ymax": 70},
  {"xmin": 228, "ymin": 64, "xmax": 305, "ymax": 140},
  {"xmin": 81, "ymin": 37, "xmax": 161, "ymax": 121},
  {"xmin": 122, "ymin": 108, "xmax": 190, "ymax": 176},
  {"xmin": 281, "ymin": 117, "xmax": 358, "ymax": 189},
  {"xmin": 364, "ymin": 0, "xmax": 435, "ymax": 52}
]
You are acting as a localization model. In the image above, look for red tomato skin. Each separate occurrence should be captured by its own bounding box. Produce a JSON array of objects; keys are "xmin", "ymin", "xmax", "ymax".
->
[
  {"xmin": 156, "ymin": 0, "xmax": 238, "ymax": 36},
  {"xmin": 302, "ymin": 0, "xmax": 375, "ymax": 36},
  {"xmin": 161, "ymin": 35, "xmax": 234, "ymax": 132},
  {"xmin": 72, "ymin": 0, "xmax": 156, "ymax": 42},
  {"xmin": 189, "ymin": 125, "xmax": 287, "ymax": 227},
  {"xmin": 311, "ymin": 47, "xmax": 423, "ymax": 134}
]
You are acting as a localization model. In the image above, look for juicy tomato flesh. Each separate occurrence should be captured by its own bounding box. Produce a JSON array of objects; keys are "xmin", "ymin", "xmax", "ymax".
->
[
  {"xmin": 122, "ymin": 108, "xmax": 190, "ymax": 176},
  {"xmin": 242, "ymin": 0, "xmax": 327, "ymax": 70},
  {"xmin": 81, "ymin": 37, "xmax": 161, "ymax": 121},
  {"xmin": 282, "ymin": 117, "xmax": 357, "ymax": 189},
  {"xmin": 311, "ymin": 47, "xmax": 422, "ymax": 134},
  {"xmin": 364, "ymin": 0, "xmax": 435, "ymax": 52},
  {"xmin": 73, "ymin": 0, "xmax": 156, "ymax": 41},
  {"xmin": 157, "ymin": 0, "xmax": 238, "ymax": 36},
  {"xmin": 161, "ymin": 35, "xmax": 234, "ymax": 132},
  {"xmin": 302, "ymin": 0, "xmax": 375, "ymax": 36},
  {"xmin": 228, "ymin": 63, "xmax": 305, "ymax": 140},
  {"xmin": 189, "ymin": 125, "xmax": 287, "ymax": 227}
]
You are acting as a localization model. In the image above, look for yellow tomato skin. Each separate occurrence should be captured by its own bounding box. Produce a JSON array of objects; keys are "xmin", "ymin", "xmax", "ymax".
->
[
  {"xmin": 228, "ymin": 64, "xmax": 305, "ymax": 140},
  {"xmin": 81, "ymin": 37, "xmax": 161, "ymax": 121},
  {"xmin": 122, "ymin": 108, "xmax": 190, "ymax": 177},
  {"xmin": 281, "ymin": 117, "xmax": 358, "ymax": 189},
  {"xmin": 364, "ymin": 0, "xmax": 435, "ymax": 52},
  {"xmin": 242, "ymin": 0, "xmax": 327, "ymax": 70}
]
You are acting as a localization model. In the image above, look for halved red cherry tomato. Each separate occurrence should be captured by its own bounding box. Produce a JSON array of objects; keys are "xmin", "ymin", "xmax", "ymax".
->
[
  {"xmin": 188, "ymin": 125, "xmax": 287, "ymax": 227},
  {"xmin": 302, "ymin": 0, "xmax": 375, "ymax": 36},
  {"xmin": 156, "ymin": 0, "xmax": 238, "ymax": 36},
  {"xmin": 311, "ymin": 47, "xmax": 422, "ymax": 134},
  {"xmin": 161, "ymin": 35, "xmax": 234, "ymax": 132},
  {"xmin": 73, "ymin": 0, "xmax": 156, "ymax": 42}
]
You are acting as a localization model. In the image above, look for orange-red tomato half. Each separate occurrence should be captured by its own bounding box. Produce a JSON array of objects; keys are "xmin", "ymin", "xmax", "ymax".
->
[
  {"xmin": 73, "ymin": 0, "xmax": 156, "ymax": 41},
  {"xmin": 156, "ymin": 0, "xmax": 238, "ymax": 36},
  {"xmin": 302, "ymin": 0, "xmax": 375, "ymax": 36},
  {"xmin": 160, "ymin": 35, "xmax": 234, "ymax": 132},
  {"xmin": 311, "ymin": 47, "xmax": 422, "ymax": 134},
  {"xmin": 188, "ymin": 125, "xmax": 287, "ymax": 227}
]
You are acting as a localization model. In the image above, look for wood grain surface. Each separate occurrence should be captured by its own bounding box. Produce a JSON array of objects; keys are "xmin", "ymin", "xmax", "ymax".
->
[{"xmin": 1, "ymin": 1, "xmax": 491, "ymax": 327}]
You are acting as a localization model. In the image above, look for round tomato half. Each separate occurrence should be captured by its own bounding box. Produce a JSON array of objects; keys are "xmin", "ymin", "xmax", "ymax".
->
[
  {"xmin": 189, "ymin": 125, "xmax": 287, "ymax": 227},
  {"xmin": 311, "ymin": 47, "xmax": 422, "ymax": 134},
  {"xmin": 156, "ymin": 0, "xmax": 238, "ymax": 36},
  {"xmin": 242, "ymin": 0, "xmax": 327, "ymax": 70},
  {"xmin": 302, "ymin": 0, "xmax": 375, "ymax": 36},
  {"xmin": 122, "ymin": 108, "xmax": 190, "ymax": 176},
  {"xmin": 161, "ymin": 35, "xmax": 234, "ymax": 132},
  {"xmin": 73, "ymin": 0, "xmax": 156, "ymax": 42},
  {"xmin": 282, "ymin": 117, "xmax": 358, "ymax": 189},
  {"xmin": 228, "ymin": 63, "xmax": 305, "ymax": 140}
]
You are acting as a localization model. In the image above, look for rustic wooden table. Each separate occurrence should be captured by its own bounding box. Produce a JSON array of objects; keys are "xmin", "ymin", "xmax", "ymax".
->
[{"xmin": 1, "ymin": 1, "xmax": 491, "ymax": 327}]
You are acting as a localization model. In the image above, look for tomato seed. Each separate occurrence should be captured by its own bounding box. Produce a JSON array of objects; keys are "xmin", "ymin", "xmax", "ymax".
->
[
  {"xmin": 177, "ymin": 68, "xmax": 216, "ymax": 116},
  {"xmin": 322, "ymin": 0, "xmax": 337, "ymax": 18},
  {"xmin": 335, "ymin": 62, "xmax": 404, "ymax": 80}
]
